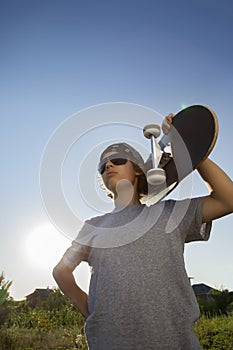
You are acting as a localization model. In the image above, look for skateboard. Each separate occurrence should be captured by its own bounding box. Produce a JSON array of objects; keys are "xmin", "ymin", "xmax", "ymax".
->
[{"xmin": 143, "ymin": 105, "xmax": 219, "ymax": 205}]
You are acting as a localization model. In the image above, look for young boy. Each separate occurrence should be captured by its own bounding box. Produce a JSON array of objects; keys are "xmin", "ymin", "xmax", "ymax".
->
[{"xmin": 53, "ymin": 114, "xmax": 233, "ymax": 349}]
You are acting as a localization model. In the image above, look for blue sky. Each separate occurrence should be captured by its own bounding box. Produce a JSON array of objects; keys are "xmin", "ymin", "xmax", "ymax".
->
[{"xmin": 1, "ymin": 0, "xmax": 233, "ymax": 300}]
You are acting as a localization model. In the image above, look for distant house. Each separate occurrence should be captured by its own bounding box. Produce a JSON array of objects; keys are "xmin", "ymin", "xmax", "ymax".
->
[
  {"xmin": 26, "ymin": 288, "xmax": 53, "ymax": 307},
  {"xmin": 192, "ymin": 283, "xmax": 216, "ymax": 301}
]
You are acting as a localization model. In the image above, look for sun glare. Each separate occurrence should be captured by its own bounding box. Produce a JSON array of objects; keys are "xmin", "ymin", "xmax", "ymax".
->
[{"xmin": 25, "ymin": 223, "xmax": 70, "ymax": 269}]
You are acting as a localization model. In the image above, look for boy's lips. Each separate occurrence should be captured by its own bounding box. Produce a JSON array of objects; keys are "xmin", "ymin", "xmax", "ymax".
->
[{"xmin": 107, "ymin": 171, "xmax": 117, "ymax": 177}]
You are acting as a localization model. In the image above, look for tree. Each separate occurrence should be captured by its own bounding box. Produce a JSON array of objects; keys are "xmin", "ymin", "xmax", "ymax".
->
[
  {"xmin": 0, "ymin": 272, "xmax": 12, "ymax": 325},
  {"xmin": 0, "ymin": 272, "xmax": 12, "ymax": 305},
  {"xmin": 211, "ymin": 288, "xmax": 233, "ymax": 315}
]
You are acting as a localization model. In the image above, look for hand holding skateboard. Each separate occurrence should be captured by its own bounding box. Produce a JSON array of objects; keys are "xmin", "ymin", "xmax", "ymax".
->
[
  {"xmin": 161, "ymin": 113, "xmax": 175, "ymax": 135},
  {"xmin": 143, "ymin": 105, "xmax": 219, "ymax": 205}
]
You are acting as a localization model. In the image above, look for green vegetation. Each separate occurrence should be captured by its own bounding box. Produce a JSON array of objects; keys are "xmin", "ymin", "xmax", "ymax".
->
[
  {"xmin": 0, "ymin": 287, "xmax": 87, "ymax": 350},
  {"xmin": 194, "ymin": 315, "xmax": 233, "ymax": 349},
  {"xmin": 0, "ymin": 272, "xmax": 12, "ymax": 305},
  {"xmin": 193, "ymin": 288, "xmax": 233, "ymax": 349},
  {"xmin": 198, "ymin": 289, "xmax": 233, "ymax": 317},
  {"xmin": 0, "ymin": 275, "xmax": 233, "ymax": 349}
]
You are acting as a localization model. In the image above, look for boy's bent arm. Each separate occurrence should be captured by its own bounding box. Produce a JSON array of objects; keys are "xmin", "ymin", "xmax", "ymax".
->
[
  {"xmin": 53, "ymin": 260, "xmax": 89, "ymax": 319},
  {"xmin": 197, "ymin": 158, "xmax": 233, "ymax": 223}
]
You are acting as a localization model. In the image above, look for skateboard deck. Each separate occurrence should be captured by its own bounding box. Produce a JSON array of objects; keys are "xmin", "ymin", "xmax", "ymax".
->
[{"xmin": 144, "ymin": 105, "xmax": 219, "ymax": 205}]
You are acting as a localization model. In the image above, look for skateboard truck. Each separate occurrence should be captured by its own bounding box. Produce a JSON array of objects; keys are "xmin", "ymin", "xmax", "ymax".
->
[{"xmin": 143, "ymin": 124, "xmax": 166, "ymax": 185}]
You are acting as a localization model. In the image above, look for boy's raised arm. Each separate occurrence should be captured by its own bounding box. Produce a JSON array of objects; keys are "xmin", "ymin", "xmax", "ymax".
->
[{"xmin": 197, "ymin": 158, "xmax": 233, "ymax": 223}]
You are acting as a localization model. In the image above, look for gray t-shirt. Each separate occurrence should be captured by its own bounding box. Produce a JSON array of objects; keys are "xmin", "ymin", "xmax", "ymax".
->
[{"xmin": 63, "ymin": 198, "xmax": 211, "ymax": 350}]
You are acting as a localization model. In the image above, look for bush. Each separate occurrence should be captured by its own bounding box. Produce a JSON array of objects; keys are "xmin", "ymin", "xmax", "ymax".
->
[
  {"xmin": 198, "ymin": 299, "xmax": 219, "ymax": 317},
  {"xmin": 194, "ymin": 315, "xmax": 233, "ymax": 349},
  {"xmin": 6, "ymin": 303, "xmax": 85, "ymax": 330},
  {"xmin": 0, "ymin": 294, "xmax": 87, "ymax": 349},
  {"xmin": 0, "ymin": 302, "xmax": 12, "ymax": 326}
]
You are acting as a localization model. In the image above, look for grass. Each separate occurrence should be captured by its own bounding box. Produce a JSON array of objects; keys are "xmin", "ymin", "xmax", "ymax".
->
[{"xmin": 0, "ymin": 327, "xmax": 88, "ymax": 350}]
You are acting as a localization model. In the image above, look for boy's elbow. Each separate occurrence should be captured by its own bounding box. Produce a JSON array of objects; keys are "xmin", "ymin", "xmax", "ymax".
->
[
  {"xmin": 52, "ymin": 260, "xmax": 68, "ymax": 281},
  {"xmin": 223, "ymin": 196, "xmax": 233, "ymax": 216},
  {"xmin": 52, "ymin": 264, "xmax": 62, "ymax": 283},
  {"xmin": 229, "ymin": 196, "xmax": 233, "ymax": 213},
  {"xmin": 52, "ymin": 264, "xmax": 59, "ymax": 278},
  {"xmin": 53, "ymin": 259, "xmax": 73, "ymax": 274}
]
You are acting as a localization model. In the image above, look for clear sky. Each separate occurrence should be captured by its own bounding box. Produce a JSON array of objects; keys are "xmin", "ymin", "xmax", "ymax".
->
[{"xmin": 1, "ymin": 0, "xmax": 233, "ymax": 300}]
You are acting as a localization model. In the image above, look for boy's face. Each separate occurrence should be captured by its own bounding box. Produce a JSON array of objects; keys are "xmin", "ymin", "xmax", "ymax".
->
[{"xmin": 100, "ymin": 151, "xmax": 141, "ymax": 194}]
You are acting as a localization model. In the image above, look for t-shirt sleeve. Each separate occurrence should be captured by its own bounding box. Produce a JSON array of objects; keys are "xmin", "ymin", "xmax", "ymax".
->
[
  {"xmin": 166, "ymin": 197, "xmax": 212, "ymax": 243},
  {"xmin": 61, "ymin": 240, "xmax": 90, "ymax": 270},
  {"xmin": 181, "ymin": 197, "xmax": 212, "ymax": 243},
  {"xmin": 61, "ymin": 221, "xmax": 93, "ymax": 269}
]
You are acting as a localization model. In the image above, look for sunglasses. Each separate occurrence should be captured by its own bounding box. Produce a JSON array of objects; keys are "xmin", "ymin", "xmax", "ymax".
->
[{"xmin": 98, "ymin": 157, "xmax": 128, "ymax": 174}]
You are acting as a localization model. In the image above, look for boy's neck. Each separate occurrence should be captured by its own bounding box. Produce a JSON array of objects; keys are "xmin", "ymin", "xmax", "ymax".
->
[
  {"xmin": 114, "ymin": 193, "xmax": 141, "ymax": 207},
  {"xmin": 112, "ymin": 178, "xmax": 141, "ymax": 207}
]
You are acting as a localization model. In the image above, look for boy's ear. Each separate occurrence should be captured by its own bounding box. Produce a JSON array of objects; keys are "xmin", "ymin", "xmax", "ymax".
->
[
  {"xmin": 135, "ymin": 170, "xmax": 143, "ymax": 176},
  {"xmin": 136, "ymin": 162, "xmax": 144, "ymax": 176}
]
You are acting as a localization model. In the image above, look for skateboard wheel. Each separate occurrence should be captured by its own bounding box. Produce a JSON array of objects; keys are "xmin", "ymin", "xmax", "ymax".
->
[
  {"xmin": 143, "ymin": 124, "xmax": 161, "ymax": 139},
  {"xmin": 147, "ymin": 168, "xmax": 166, "ymax": 185}
]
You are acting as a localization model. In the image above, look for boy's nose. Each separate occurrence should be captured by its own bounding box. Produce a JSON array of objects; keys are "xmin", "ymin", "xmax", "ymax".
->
[{"xmin": 106, "ymin": 161, "xmax": 114, "ymax": 169}]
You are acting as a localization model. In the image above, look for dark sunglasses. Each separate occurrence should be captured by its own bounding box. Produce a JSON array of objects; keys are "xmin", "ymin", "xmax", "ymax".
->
[{"xmin": 98, "ymin": 157, "xmax": 128, "ymax": 174}]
